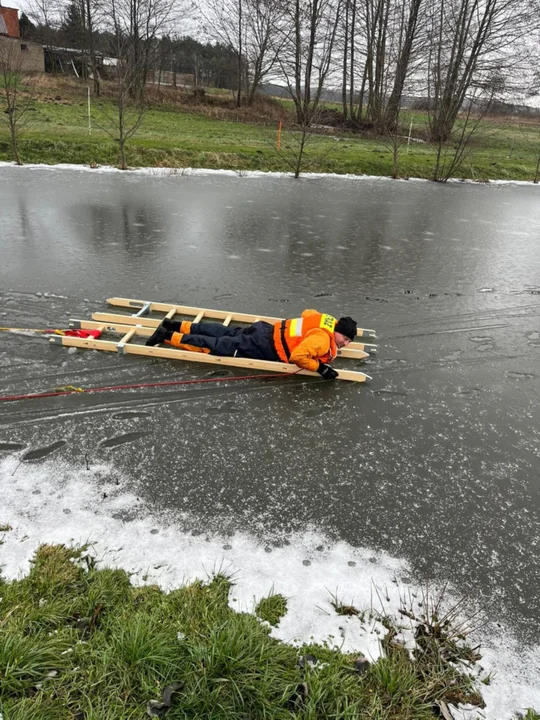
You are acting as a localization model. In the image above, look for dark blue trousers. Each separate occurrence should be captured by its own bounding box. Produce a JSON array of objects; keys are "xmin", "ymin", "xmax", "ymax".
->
[{"xmin": 181, "ymin": 321, "xmax": 278, "ymax": 360}]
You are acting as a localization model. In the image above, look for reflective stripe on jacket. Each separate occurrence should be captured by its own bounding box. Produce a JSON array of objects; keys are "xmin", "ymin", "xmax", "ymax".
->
[{"xmin": 273, "ymin": 309, "xmax": 337, "ymax": 372}]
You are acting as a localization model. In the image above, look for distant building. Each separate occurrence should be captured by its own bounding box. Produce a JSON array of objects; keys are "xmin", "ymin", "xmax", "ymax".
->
[
  {"xmin": 0, "ymin": 3, "xmax": 19, "ymax": 36},
  {"xmin": 0, "ymin": 3, "xmax": 45, "ymax": 72}
]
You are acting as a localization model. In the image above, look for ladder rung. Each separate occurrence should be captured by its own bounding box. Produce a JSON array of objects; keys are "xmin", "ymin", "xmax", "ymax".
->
[
  {"xmin": 194, "ymin": 311, "xmax": 204, "ymax": 323},
  {"xmin": 117, "ymin": 328, "xmax": 136, "ymax": 354},
  {"xmin": 223, "ymin": 314, "xmax": 233, "ymax": 326}
]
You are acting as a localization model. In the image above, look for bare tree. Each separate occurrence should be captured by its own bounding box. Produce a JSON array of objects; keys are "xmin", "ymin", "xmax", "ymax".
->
[
  {"xmin": 337, "ymin": 0, "xmax": 363, "ymax": 122},
  {"xmin": 267, "ymin": 108, "xmax": 336, "ymax": 177},
  {"xmin": 245, "ymin": 0, "xmax": 288, "ymax": 104},
  {"xmin": 362, "ymin": 0, "xmax": 390, "ymax": 128},
  {"xmin": 383, "ymin": 0, "xmax": 423, "ymax": 129},
  {"xmin": 348, "ymin": 0, "xmax": 426, "ymax": 132},
  {"xmin": 82, "ymin": 0, "xmax": 102, "ymax": 96},
  {"xmin": 202, "ymin": 0, "xmax": 285, "ymax": 106},
  {"xmin": 380, "ymin": 109, "xmax": 407, "ymax": 177},
  {"xmin": 339, "ymin": 0, "xmax": 351, "ymax": 119},
  {"xmin": 61, "ymin": 0, "xmax": 103, "ymax": 94},
  {"xmin": 275, "ymin": 0, "xmax": 343, "ymax": 126},
  {"xmin": 0, "ymin": 41, "xmax": 36, "ymax": 165},
  {"xmin": 92, "ymin": 2, "xmax": 147, "ymax": 169},
  {"xmin": 203, "ymin": 0, "xmax": 246, "ymax": 106},
  {"xmin": 24, "ymin": 0, "xmax": 63, "ymax": 62},
  {"xmin": 426, "ymin": 0, "xmax": 528, "ymax": 144},
  {"xmin": 338, "ymin": 0, "xmax": 361, "ymax": 121},
  {"xmin": 430, "ymin": 87, "xmax": 494, "ymax": 181},
  {"xmin": 104, "ymin": 0, "xmax": 179, "ymax": 102}
]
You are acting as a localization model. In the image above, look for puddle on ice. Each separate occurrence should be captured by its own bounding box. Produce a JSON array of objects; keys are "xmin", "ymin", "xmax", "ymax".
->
[{"xmin": 1, "ymin": 456, "xmax": 540, "ymax": 720}]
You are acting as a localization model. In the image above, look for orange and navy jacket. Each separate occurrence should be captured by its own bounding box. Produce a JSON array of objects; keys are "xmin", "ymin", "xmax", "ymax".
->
[{"xmin": 273, "ymin": 309, "xmax": 337, "ymax": 372}]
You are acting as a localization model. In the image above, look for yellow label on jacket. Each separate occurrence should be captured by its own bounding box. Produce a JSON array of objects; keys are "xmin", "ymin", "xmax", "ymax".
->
[{"xmin": 319, "ymin": 314, "xmax": 337, "ymax": 332}]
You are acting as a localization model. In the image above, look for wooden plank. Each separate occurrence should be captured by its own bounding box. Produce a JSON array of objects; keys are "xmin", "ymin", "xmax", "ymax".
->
[
  {"xmin": 119, "ymin": 328, "xmax": 136, "ymax": 344},
  {"xmin": 117, "ymin": 328, "xmax": 136, "ymax": 353},
  {"xmin": 106, "ymin": 296, "xmax": 377, "ymax": 339},
  {"xmin": 50, "ymin": 336, "xmax": 119, "ymax": 352},
  {"xmin": 71, "ymin": 319, "xmax": 155, "ymax": 335},
  {"xmin": 86, "ymin": 315, "xmax": 371, "ymax": 359},
  {"xmin": 337, "ymin": 345, "xmax": 373, "ymax": 358},
  {"xmin": 52, "ymin": 332, "xmax": 371, "ymax": 383}
]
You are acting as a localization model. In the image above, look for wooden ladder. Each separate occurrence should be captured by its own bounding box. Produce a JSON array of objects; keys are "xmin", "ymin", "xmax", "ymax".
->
[{"xmin": 50, "ymin": 298, "xmax": 376, "ymax": 383}]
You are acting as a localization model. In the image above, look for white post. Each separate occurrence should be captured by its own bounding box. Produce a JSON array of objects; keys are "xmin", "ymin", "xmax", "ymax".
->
[
  {"xmin": 87, "ymin": 86, "xmax": 91, "ymax": 135},
  {"xmin": 407, "ymin": 118, "xmax": 413, "ymax": 152}
]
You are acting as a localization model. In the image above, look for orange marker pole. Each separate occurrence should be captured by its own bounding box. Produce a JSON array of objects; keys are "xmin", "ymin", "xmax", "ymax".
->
[{"xmin": 277, "ymin": 120, "xmax": 282, "ymax": 149}]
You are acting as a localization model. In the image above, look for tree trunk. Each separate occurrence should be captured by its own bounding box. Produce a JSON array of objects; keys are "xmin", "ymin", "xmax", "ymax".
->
[
  {"xmin": 356, "ymin": 55, "xmax": 369, "ymax": 121},
  {"xmin": 118, "ymin": 89, "xmax": 127, "ymax": 170},
  {"xmin": 427, "ymin": 0, "xmax": 501, "ymax": 144},
  {"xmin": 384, "ymin": 0, "xmax": 423, "ymax": 131},
  {"xmin": 9, "ymin": 115, "xmax": 22, "ymax": 165},
  {"xmin": 348, "ymin": 0, "xmax": 356, "ymax": 120},
  {"xmin": 368, "ymin": 0, "xmax": 389, "ymax": 132},
  {"xmin": 294, "ymin": 127, "xmax": 308, "ymax": 178},
  {"xmin": 432, "ymin": 141, "xmax": 443, "ymax": 181},
  {"xmin": 341, "ymin": 0, "xmax": 349, "ymax": 120},
  {"xmin": 247, "ymin": 50, "xmax": 264, "ymax": 106},
  {"xmin": 236, "ymin": 0, "xmax": 243, "ymax": 107},
  {"xmin": 392, "ymin": 137, "xmax": 398, "ymax": 178}
]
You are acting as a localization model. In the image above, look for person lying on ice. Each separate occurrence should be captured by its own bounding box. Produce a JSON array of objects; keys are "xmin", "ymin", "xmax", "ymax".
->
[{"xmin": 145, "ymin": 310, "xmax": 357, "ymax": 380}]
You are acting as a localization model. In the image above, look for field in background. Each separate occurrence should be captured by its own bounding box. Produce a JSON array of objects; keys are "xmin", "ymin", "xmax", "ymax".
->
[{"xmin": 1, "ymin": 75, "xmax": 540, "ymax": 181}]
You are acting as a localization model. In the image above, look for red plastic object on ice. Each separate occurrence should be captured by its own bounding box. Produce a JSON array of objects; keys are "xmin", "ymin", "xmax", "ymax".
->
[{"xmin": 63, "ymin": 329, "xmax": 102, "ymax": 339}]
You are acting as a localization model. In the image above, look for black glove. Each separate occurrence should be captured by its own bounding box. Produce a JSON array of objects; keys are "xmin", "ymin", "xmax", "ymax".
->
[{"xmin": 317, "ymin": 362, "xmax": 339, "ymax": 380}]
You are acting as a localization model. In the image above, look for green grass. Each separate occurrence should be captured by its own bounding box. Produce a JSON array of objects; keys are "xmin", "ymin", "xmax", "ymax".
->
[
  {"xmin": 1, "ymin": 78, "xmax": 540, "ymax": 180},
  {"xmin": 2, "ymin": 543, "xmax": 536, "ymax": 719},
  {"xmin": 255, "ymin": 591, "xmax": 288, "ymax": 626}
]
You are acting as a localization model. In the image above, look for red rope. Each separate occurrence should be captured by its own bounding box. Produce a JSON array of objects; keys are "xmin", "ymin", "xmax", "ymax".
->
[{"xmin": 0, "ymin": 371, "xmax": 302, "ymax": 403}]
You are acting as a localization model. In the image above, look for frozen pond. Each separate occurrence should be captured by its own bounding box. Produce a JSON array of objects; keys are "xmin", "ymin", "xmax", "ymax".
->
[{"xmin": 1, "ymin": 167, "xmax": 540, "ymax": 709}]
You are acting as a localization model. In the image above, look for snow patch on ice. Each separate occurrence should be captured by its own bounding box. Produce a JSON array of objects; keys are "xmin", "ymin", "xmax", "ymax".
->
[
  {"xmin": 1, "ymin": 455, "xmax": 540, "ymax": 718},
  {"xmin": 2, "ymin": 161, "xmax": 540, "ymax": 187}
]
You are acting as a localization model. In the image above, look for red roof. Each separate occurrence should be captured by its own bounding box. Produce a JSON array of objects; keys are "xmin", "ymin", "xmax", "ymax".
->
[{"xmin": 0, "ymin": 6, "xmax": 20, "ymax": 38}]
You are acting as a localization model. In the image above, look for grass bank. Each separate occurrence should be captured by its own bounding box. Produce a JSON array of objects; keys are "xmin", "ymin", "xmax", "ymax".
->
[
  {"xmin": 1, "ymin": 543, "xmax": 539, "ymax": 719},
  {"xmin": 1, "ymin": 76, "xmax": 540, "ymax": 181}
]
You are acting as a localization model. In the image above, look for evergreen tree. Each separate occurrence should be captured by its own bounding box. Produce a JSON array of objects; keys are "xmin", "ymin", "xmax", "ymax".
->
[
  {"xmin": 61, "ymin": 1, "xmax": 85, "ymax": 49},
  {"xmin": 19, "ymin": 13, "xmax": 36, "ymax": 39}
]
